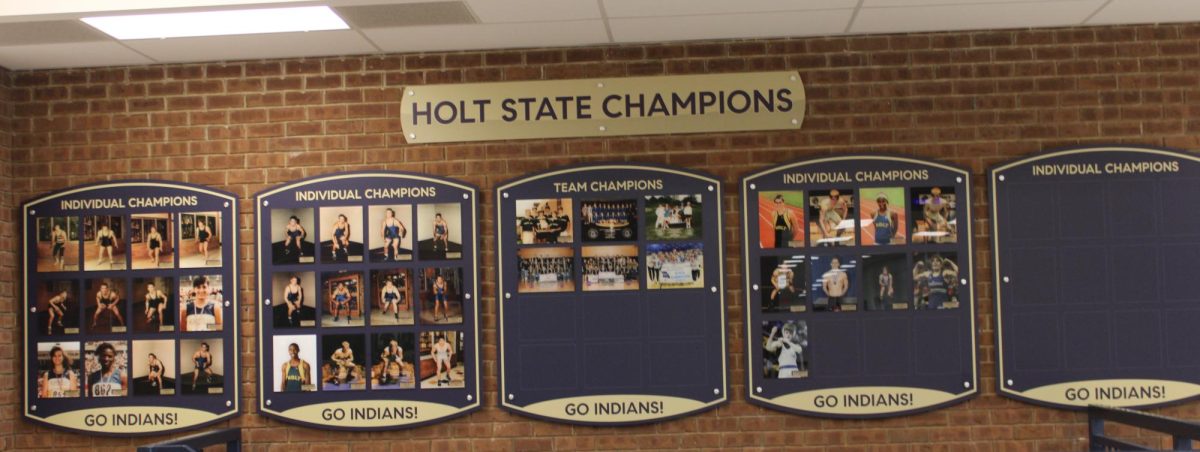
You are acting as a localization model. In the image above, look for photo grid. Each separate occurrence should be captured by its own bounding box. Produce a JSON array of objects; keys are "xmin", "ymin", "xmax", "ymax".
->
[
  {"xmin": 31, "ymin": 211, "xmax": 231, "ymax": 402},
  {"xmin": 266, "ymin": 196, "xmax": 469, "ymax": 394},
  {"xmin": 757, "ymin": 185, "xmax": 965, "ymax": 381}
]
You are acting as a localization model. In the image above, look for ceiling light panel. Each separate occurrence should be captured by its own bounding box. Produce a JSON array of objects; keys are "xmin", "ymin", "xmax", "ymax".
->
[{"xmin": 80, "ymin": 5, "xmax": 349, "ymax": 40}]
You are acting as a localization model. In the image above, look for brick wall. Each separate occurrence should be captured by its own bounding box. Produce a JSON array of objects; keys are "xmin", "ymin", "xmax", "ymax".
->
[{"xmin": 6, "ymin": 22, "xmax": 1200, "ymax": 450}]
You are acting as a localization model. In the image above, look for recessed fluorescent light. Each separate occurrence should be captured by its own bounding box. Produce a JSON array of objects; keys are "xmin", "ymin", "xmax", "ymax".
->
[{"xmin": 81, "ymin": 6, "xmax": 348, "ymax": 40}]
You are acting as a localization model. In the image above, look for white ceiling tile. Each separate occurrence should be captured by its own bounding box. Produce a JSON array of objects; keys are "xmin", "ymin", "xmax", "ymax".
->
[
  {"xmin": 466, "ymin": 0, "xmax": 601, "ymax": 23},
  {"xmin": 863, "ymin": 0, "xmax": 1069, "ymax": 6},
  {"xmin": 1087, "ymin": 0, "xmax": 1200, "ymax": 25},
  {"xmin": 610, "ymin": 9, "xmax": 853, "ymax": 43},
  {"xmin": 124, "ymin": 29, "xmax": 376, "ymax": 63},
  {"xmin": 364, "ymin": 20, "xmax": 610, "ymax": 52},
  {"xmin": 852, "ymin": 0, "xmax": 1104, "ymax": 34},
  {"xmin": 604, "ymin": 0, "xmax": 857, "ymax": 18},
  {"xmin": 0, "ymin": 41, "xmax": 153, "ymax": 69}
]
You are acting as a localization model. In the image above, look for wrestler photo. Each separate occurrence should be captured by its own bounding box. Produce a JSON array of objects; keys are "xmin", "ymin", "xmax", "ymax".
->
[
  {"xmin": 271, "ymin": 272, "xmax": 316, "ymax": 329},
  {"xmin": 84, "ymin": 341, "xmax": 128, "ymax": 397},
  {"xmin": 131, "ymin": 213, "xmax": 174, "ymax": 269},
  {"xmin": 517, "ymin": 247, "xmax": 574, "ymax": 293},
  {"xmin": 180, "ymin": 338, "xmax": 223, "ymax": 394},
  {"xmin": 645, "ymin": 194, "xmax": 702, "ymax": 241},
  {"xmin": 179, "ymin": 212, "xmax": 222, "ymax": 268},
  {"xmin": 582, "ymin": 245, "xmax": 639, "ymax": 291},
  {"xmin": 273, "ymin": 334, "xmax": 316, "ymax": 392},
  {"xmin": 37, "ymin": 342, "xmax": 81, "ymax": 398},
  {"xmin": 85, "ymin": 278, "xmax": 127, "ymax": 333},
  {"xmin": 760, "ymin": 255, "xmax": 807, "ymax": 313},
  {"xmin": 811, "ymin": 255, "xmax": 859, "ymax": 312},
  {"xmin": 418, "ymin": 267, "xmax": 464, "ymax": 325},
  {"xmin": 321, "ymin": 271, "xmax": 364, "ymax": 327},
  {"xmin": 179, "ymin": 275, "xmax": 224, "ymax": 332},
  {"xmin": 859, "ymin": 187, "xmax": 906, "ymax": 246},
  {"xmin": 808, "ymin": 189, "xmax": 855, "ymax": 247},
  {"xmin": 83, "ymin": 215, "xmax": 125, "ymax": 271},
  {"xmin": 762, "ymin": 320, "xmax": 810, "ymax": 379},
  {"xmin": 371, "ymin": 269, "xmax": 414, "ymax": 326},
  {"xmin": 580, "ymin": 199, "xmax": 637, "ymax": 242},
  {"xmin": 911, "ymin": 186, "xmax": 958, "ymax": 244},
  {"xmin": 132, "ymin": 276, "xmax": 175, "ymax": 333},
  {"xmin": 758, "ymin": 191, "xmax": 804, "ymax": 249},
  {"xmin": 131, "ymin": 339, "xmax": 175, "ymax": 396},
  {"xmin": 371, "ymin": 333, "xmax": 416, "ymax": 390},
  {"xmin": 36, "ymin": 279, "xmax": 78, "ymax": 336},
  {"xmin": 270, "ymin": 208, "xmax": 315, "ymax": 264},
  {"xmin": 420, "ymin": 331, "xmax": 465, "ymax": 389},
  {"xmin": 319, "ymin": 206, "xmax": 363, "ymax": 263},
  {"xmin": 368, "ymin": 205, "xmax": 412, "ymax": 262},
  {"xmin": 35, "ymin": 216, "xmax": 79, "ymax": 272},
  {"xmin": 863, "ymin": 254, "xmax": 910, "ymax": 311},
  {"xmin": 515, "ymin": 198, "xmax": 573, "ymax": 245},
  {"xmin": 321, "ymin": 334, "xmax": 366, "ymax": 391},
  {"xmin": 912, "ymin": 253, "xmax": 960, "ymax": 310},
  {"xmin": 417, "ymin": 203, "xmax": 463, "ymax": 260}
]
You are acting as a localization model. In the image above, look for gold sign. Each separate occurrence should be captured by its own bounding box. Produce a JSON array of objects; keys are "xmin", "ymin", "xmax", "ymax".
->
[
  {"xmin": 765, "ymin": 387, "xmax": 967, "ymax": 416},
  {"xmin": 401, "ymin": 71, "xmax": 805, "ymax": 143},
  {"xmin": 1012, "ymin": 379, "xmax": 1200, "ymax": 408},
  {"xmin": 517, "ymin": 395, "xmax": 714, "ymax": 423}
]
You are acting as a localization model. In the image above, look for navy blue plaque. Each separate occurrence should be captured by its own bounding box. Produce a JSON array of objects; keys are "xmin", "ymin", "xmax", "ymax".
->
[
  {"xmin": 992, "ymin": 146, "xmax": 1200, "ymax": 409},
  {"xmin": 22, "ymin": 181, "xmax": 240, "ymax": 435},
  {"xmin": 742, "ymin": 155, "xmax": 977, "ymax": 418},
  {"xmin": 496, "ymin": 164, "xmax": 726, "ymax": 424},
  {"xmin": 254, "ymin": 172, "xmax": 480, "ymax": 429}
]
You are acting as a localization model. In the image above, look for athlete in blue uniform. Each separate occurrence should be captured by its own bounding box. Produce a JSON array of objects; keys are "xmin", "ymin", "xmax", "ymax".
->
[
  {"xmin": 284, "ymin": 276, "xmax": 304, "ymax": 327},
  {"xmin": 330, "ymin": 214, "xmax": 350, "ymax": 261},
  {"xmin": 191, "ymin": 342, "xmax": 213, "ymax": 391},
  {"xmin": 871, "ymin": 193, "xmax": 898, "ymax": 245},
  {"xmin": 331, "ymin": 282, "xmax": 351, "ymax": 323},
  {"xmin": 381, "ymin": 208, "xmax": 406, "ymax": 261}
]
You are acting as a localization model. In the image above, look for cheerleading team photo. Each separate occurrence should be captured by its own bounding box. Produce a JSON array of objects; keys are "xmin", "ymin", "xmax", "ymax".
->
[
  {"xmin": 645, "ymin": 194, "xmax": 702, "ymax": 241},
  {"xmin": 36, "ymin": 216, "xmax": 79, "ymax": 272},
  {"xmin": 270, "ymin": 208, "xmax": 315, "ymax": 264},
  {"xmin": 582, "ymin": 245, "xmax": 640, "ymax": 291},
  {"xmin": 515, "ymin": 198, "xmax": 573, "ymax": 244},
  {"xmin": 645, "ymin": 242, "xmax": 704, "ymax": 290},
  {"xmin": 368, "ymin": 205, "xmax": 413, "ymax": 262},
  {"xmin": 319, "ymin": 206, "xmax": 364, "ymax": 263},
  {"xmin": 517, "ymin": 246, "xmax": 575, "ymax": 293},
  {"xmin": 808, "ymin": 189, "xmax": 855, "ymax": 247},
  {"xmin": 580, "ymin": 199, "xmax": 638, "ymax": 242},
  {"xmin": 911, "ymin": 186, "xmax": 957, "ymax": 244},
  {"xmin": 859, "ymin": 187, "xmax": 906, "ymax": 246},
  {"xmin": 760, "ymin": 255, "xmax": 807, "ymax": 312},
  {"xmin": 180, "ymin": 212, "xmax": 222, "ymax": 268},
  {"xmin": 758, "ymin": 191, "xmax": 804, "ymax": 249},
  {"xmin": 271, "ymin": 272, "xmax": 316, "ymax": 329},
  {"xmin": 762, "ymin": 320, "xmax": 810, "ymax": 379}
]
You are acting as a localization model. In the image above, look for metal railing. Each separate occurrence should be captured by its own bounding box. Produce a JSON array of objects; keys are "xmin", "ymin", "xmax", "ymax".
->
[
  {"xmin": 1089, "ymin": 405, "xmax": 1199, "ymax": 451},
  {"xmin": 137, "ymin": 428, "xmax": 241, "ymax": 452}
]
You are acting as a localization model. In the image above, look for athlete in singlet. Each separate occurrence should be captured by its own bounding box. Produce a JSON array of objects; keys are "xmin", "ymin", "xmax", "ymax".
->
[
  {"xmin": 432, "ymin": 275, "xmax": 449, "ymax": 322},
  {"xmin": 330, "ymin": 214, "xmax": 350, "ymax": 261},
  {"xmin": 47, "ymin": 289, "xmax": 69, "ymax": 334},
  {"xmin": 196, "ymin": 220, "xmax": 212, "ymax": 262},
  {"xmin": 330, "ymin": 341, "xmax": 355, "ymax": 385},
  {"xmin": 771, "ymin": 195, "xmax": 796, "ymax": 248},
  {"xmin": 280, "ymin": 343, "xmax": 311, "ymax": 392},
  {"xmin": 919, "ymin": 256, "xmax": 959, "ymax": 309},
  {"xmin": 765, "ymin": 322, "xmax": 806, "ymax": 378},
  {"xmin": 924, "ymin": 187, "xmax": 950, "ymax": 243},
  {"xmin": 330, "ymin": 282, "xmax": 351, "ymax": 323},
  {"xmin": 380, "ymin": 278, "xmax": 403, "ymax": 321},
  {"xmin": 283, "ymin": 216, "xmax": 305, "ymax": 257},
  {"xmin": 90, "ymin": 282, "xmax": 125, "ymax": 328},
  {"xmin": 41, "ymin": 346, "xmax": 78, "ymax": 398},
  {"xmin": 146, "ymin": 226, "xmax": 163, "ymax": 267},
  {"xmin": 432, "ymin": 213, "xmax": 449, "ymax": 253},
  {"xmin": 191, "ymin": 342, "xmax": 212, "ymax": 391},
  {"xmin": 143, "ymin": 282, "xmax": 167, "ymax": 328},
  {"xmin": 147, "ymin": 353, "xmax": 164, "ymax": 389},
  {"xmin": 51, "ymin": 224, "xmax": 67, "ymax": 270},
  {"xmin": 872, "ymin": 193, "xmax": 898, "ymax": 245},
  {"xmin": 879, "ymin": 266, "xmax": 895, "ymax": 308},
  {"xmin": 284, "ymin": 276, "xmax": 303, "ymax": 327},
  {"xmin": 432, "ymin": 335, "xmax": 454, "ymax": 386},
  {"xmin": 381, "ymin": 208, "xmax": 406, "ymax": 261},
  {"xmin": 96, "ymin": 224, "xmax": 116, "ymax": 267},
  {"xmin": 87, "ymin": 342, "xmax": 125, "ymax": 397}
]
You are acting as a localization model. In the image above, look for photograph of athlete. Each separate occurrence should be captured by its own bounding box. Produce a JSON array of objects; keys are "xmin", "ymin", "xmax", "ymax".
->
[
  {"xmin": 372, "ymin": 333, "xmax": 416, "ymax": 390},
  {"xmin": 180, "ymin": 212, "xmax": 222, "ymax": 268},
  {"xmin": 45, "ymin": 288, "xmax": 70, "ymax": 335},
  {"xmin": 131, "ymin": 339, "xmax": 175, "ymax": 396},
  {"xmin": 273, "ymin": 335, "xmax": 316, "ymax": 392},
  {"xmin": 321, "ymin": 335, "xmax": 365, "ymax": 390},
  {"xmin": 270, "ymin": 208, "xmax": 314, "ymax": 264},
  {"xmin": 912, "ymin": 186, "xmax": 958, "ymax": 244},
  {"xmin": 271, "ymin": 272, "xmax": 314, "ymax": 329},
  {"xmin": 180, "ymin": 338, "xmax": 223, "ymax": 394},
  {"xmin": 860, "ymin": 188, "xmax": 906, "ymax": 246},
  {"xmin": 37, "ymin": 343, "xmax": 80, "ymax": 398},
  {"xmin": 646, "ymin": 242, "xmax": 704, "ymax": 290},
  {"xmin": 369, "ymin": 205, "xmax": 412, "ymax": 262},
  {"xmin": 420, "ymin": 331, "xmax": 464, "ymax": 389},
  {"xmin": 141, "ymin": 280, "xmax": 169, "ymax": 331},
  {"xmin": 38, "ymin": 218, "xmax": 79, "ymax": 272},
  {"xmin": 762, "ymin": 320, "xmax": 809, "ymax": 379},
  {"xmin": 580, "ymin": 199, "xmax": 638, "ymax": 242},
  {"xmin": 319, "ymin": 207, "xmax": 363, "ymax": 263},
  {"xmin": 180, "ymin": 275, "xmax": 223, "ymax": 332},
  {"xmin": 88, "ymin": 280, "xmax": 126, "ymax": 331},
  {"xmin": 913, "ymin": 253, "xmax": 960, "ymax": 310},
  {"xmin": 85, "ymin": 341, "xmax": 127, "ymax": 397},
  {"xmin": 417, "ymin": 203, "xmax": 462, "ymax": 260},
  {"xmin": 280, "ymin": 342, "xmax": 313, "ymax": 392},
  {"xmin": 321, "ymin": 272, "xmax": 364, "ymax": 327},
  {"xmin": 761, "ymin": 255, "xmax": 807, "ymax": 312},
  {"xmin": 808, "ymin": 189, "xmax": 855, "ymax": 246},
  {"xmin": 758, "ymin": 192, "xmax": 803, "ymax": 249},
  {"xmin": 863, "ymin": 254, "xmax": 908, "ymax": 311},
  {"xmin": 812, "ymin": 255, "xmax": 858, "ymax": 311}
]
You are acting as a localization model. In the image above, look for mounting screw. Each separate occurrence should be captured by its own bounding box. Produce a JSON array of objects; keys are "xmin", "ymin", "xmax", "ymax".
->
[
  {"xmin": 963, "ymin": 381, "xmax": 971, "ymax": 388},
  {"xmin": 790, "ymin": 118, "xmax": 799, "ymax": 125},
  {"xmin": 408, "ymin": 133, "xmax": 416, "ymax": 139},
  {"xmin": 29, "ymin": 210, "xmax": 35, "ymax": 215},
  {"xmin": 713, "ymin": 388, "xmax": 720, "ymax": 395},
  {"xmin": 30, "ymin": 307, "xmax": 36, "ymax": 313},
  {"xmin": 749, "ymin": 183, "xmax": 757, "ymax": 190},
  {"xmin": 1006, "ymin": 379, "xmax": 1014, "ymax": 386},
  {"xmin": 998, "ymin": 175, "xmax": 1006, "ymax": 181},
  {"xmin": 505, "ymin": 292, "xmax": 511, "ymax": 299},
  {"xmin": 225, "ymin": 301, "xmax": 231, "ymax": 307},
  {"xmin": 502, "ymin": 192, "xmax": 509, "ymax": 199},
  {"xmin": 960, "ymin": 278, "xmax": 967, "ymax": 285},
  {"xmin": 266, "ymin": 399, "xmax": 272, "ymax": 406},
  {"xmin": 467, "ymin": 394, "xmax": 473, "ymax": 401},
  {"xmin": 30, "ymin": 405, "xmax": 36, "ymax": 411},
  {"xmin": 1003, "ymin": 276, "xmax": 1010, "ymax": 283},
  {"xmin": 263, "ymin": 200, "xmax": 269, "ymax": 206},
  {"xmin": 956, "ymin": 177, "xmax": 963, "ymax": 183},
  {"xmin": 265, "ymin": 299, "xmax": 271, "ymax": 305},
  {"xmin": 596, "ymin": 82, "xmax": 604, "ymax": 88},
  {"xmin": 598, "ymin": 126, "xmax": 607, "ymax": 132},
  {"xmin": 507, "ymin": 393, "xmax": 514, "ymax": 400},
  {"xmin": 752, "ymin": 284, "xmax": 759, "ymax": 291},
  {"xmin": 465, "ymin": 293, "xmax": 472, "ymax": 300},
  {"xmin": 707, "ymin": 185, "xmax": 714, "ymax": 192},
  {"xmin": 462, "ymin": 193, "xmax": 469, "ymax": 200},
  {"xmin": 223, "ymin": 201, "xmax": 230, "ymax": 208},
  {"xmin": 226, "ymin": 400, "xmax": 233, "ymax": 407},
  {"xmin": 756, "ymin": 387, "xmax": 763, "ymax": 393},
  {"xmin": 789, "ymin": 75, "xmax": 797, "ymax": 81},
  {"xmin": 407, "ymin": 90, "xmax": 414, "ymax": 96},
  {"xmin": 710, "ymin": 287, "xmax": 718, "ymax": 293}
]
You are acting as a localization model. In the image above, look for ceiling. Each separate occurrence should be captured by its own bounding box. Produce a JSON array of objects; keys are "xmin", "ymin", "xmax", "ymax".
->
[{"xmin": 0, "ymin": 0, "xmax": 1197, "ymax": 70}]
